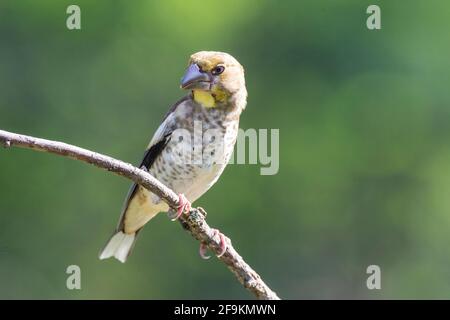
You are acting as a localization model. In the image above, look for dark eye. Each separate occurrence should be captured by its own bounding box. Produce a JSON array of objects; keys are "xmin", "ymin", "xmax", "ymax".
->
[{"xmin": 211, "ymin": 65, "xmax": 225, "ymax": 75}]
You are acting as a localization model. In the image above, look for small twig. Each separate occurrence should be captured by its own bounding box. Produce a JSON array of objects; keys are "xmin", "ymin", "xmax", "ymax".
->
[{"xmin": 0, "ymin": 129, "xmax": 280, "ymax": 300}]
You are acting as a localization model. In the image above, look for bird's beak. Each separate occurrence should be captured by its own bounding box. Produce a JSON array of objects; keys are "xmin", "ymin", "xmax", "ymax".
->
[{"xmin": 180, "ymin": 64, "xmax": 211, "ymax": 90}]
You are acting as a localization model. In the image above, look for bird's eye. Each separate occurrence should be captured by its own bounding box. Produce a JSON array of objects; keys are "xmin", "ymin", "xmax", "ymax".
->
[{"xmin": 211, "ymin": 65, "xmax": 225, "ymax": 75}]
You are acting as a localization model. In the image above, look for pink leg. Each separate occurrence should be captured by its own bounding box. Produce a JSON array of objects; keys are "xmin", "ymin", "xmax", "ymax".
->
[
  {"xmin": 170, "ymin": 193, "xmax": 192, "ymax": 221},
  {"xmin": 199, "ymin": 243, "xmax": 210, "ymax": 260},
  {"xmin": 199, "ymin": 228, "xmax": 227, "ymax": 259}
]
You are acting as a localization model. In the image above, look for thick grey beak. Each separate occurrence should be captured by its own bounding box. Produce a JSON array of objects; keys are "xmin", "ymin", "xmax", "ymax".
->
[{"xmin": 180, "ymin": 64, "xmax": 211, "ymax": 89}]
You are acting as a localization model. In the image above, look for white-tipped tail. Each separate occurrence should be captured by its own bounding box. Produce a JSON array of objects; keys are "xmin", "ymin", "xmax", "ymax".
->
[{"xmin": 99, "ymin": 231, "xmax": 136, "ymax": 263}]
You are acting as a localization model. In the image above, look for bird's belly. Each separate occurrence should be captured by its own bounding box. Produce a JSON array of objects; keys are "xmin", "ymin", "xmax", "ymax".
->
[
  {"xmin": 175, "ymin": 163, "xmax": 226, "ymax": 202},
  {"xmin": 150, "ymin": 120, "xmax": 237, "ymax": 204},
  {"xmin": 150, "ymin": 147, "xmax": 230, "ymax": 203},
  {"xmin": 157, "ymin": 162, "xmax": 226, "ymax": 202}
]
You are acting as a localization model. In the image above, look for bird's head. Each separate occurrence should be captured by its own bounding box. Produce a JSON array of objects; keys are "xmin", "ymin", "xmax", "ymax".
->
[{"xmin": 180, "ymin": 51, "xmax": 247, "ymax": 110}]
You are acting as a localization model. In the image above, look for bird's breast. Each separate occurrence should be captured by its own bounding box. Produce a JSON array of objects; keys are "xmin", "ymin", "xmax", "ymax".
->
[{"xmin": 150, "ymin": 112, "xmax": 238, "ymax": 202}]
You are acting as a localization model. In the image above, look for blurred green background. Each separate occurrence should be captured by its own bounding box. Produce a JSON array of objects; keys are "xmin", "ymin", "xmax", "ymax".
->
[{"xmin": 1, "ymin": 0, "xmax": 450, "ymax": 299}]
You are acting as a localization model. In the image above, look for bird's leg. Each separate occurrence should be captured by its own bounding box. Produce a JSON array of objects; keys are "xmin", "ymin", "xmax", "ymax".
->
[
  {"xmin": 178, "ymin": 193, "xmax": 192, "ymax": 215},
  {"xmin": 199, "ymin": 243, "xmax": 210, "ymax": 260},
  {"xmin": 212, "ymin": 229, "xmax": 227, "ymax": 257},
  {"xmin": 199, "ymin": 228, "xmax": 227, "ymax": 259},
  {"xmin": 170, "ymin": 193, "xmax": 191, "ymax": 221}
]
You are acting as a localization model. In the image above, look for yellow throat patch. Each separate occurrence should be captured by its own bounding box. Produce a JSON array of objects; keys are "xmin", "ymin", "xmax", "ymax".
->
[{"xmin": 193, "ymin": 90, "xmax": 216, "ymax": 108}]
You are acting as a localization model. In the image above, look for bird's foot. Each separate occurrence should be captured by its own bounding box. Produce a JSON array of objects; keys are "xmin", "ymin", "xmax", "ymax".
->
[
  {"xmin": 199, "ymin": 228, "xmax": 227, "ymax": 259},
  {"xmin": 170, "ymin": 193, "xmax": 191, "ymax": 221}
]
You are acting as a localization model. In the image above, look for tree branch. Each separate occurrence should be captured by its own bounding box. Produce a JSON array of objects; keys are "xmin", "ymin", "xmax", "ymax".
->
[{"xmin": 0, "ymin": 129, "xmax": 280, "ymax": 300}]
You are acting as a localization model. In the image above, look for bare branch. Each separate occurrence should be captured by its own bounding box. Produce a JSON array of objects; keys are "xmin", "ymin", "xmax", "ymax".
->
[{"xmin": 0, "ymin": 129, "xmax": 280, "ymax": 300}]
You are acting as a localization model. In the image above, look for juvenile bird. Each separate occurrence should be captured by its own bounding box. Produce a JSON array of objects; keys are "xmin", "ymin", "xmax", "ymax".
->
[{"xmin": 99, "ymin": 51, "xmax": 247, "ymax": 262}]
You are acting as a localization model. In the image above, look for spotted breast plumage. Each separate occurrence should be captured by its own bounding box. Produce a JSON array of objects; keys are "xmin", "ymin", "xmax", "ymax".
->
[{"xmin": 99, "ymin": 51, "xmax": 247, "ymax": 262}]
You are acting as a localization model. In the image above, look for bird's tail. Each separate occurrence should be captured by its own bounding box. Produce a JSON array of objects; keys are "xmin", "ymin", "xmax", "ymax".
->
[{"xmin": 99, "ymin": 231, "xmax": 137, "ymax": 263}]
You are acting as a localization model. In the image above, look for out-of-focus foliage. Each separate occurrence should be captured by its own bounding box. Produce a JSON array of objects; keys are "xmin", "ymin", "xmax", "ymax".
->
[{"xmin": 1, "ymin": 0, "xmax": 450, "ymax": 299}]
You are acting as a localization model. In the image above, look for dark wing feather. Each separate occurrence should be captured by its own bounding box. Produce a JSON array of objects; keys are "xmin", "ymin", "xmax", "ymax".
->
[
  {"xmin": 115, "ymin": 95, "xmax": 189, "ymax": 232},
  {"xmin": 116, "ymin": 134, "xmax": 171, "ymax": 231}
]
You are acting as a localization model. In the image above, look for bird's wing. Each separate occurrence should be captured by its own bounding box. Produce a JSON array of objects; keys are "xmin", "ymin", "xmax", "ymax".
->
[{"xmin": 115, "ymin": 96, "xmax": 189, "ymax": 232}]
